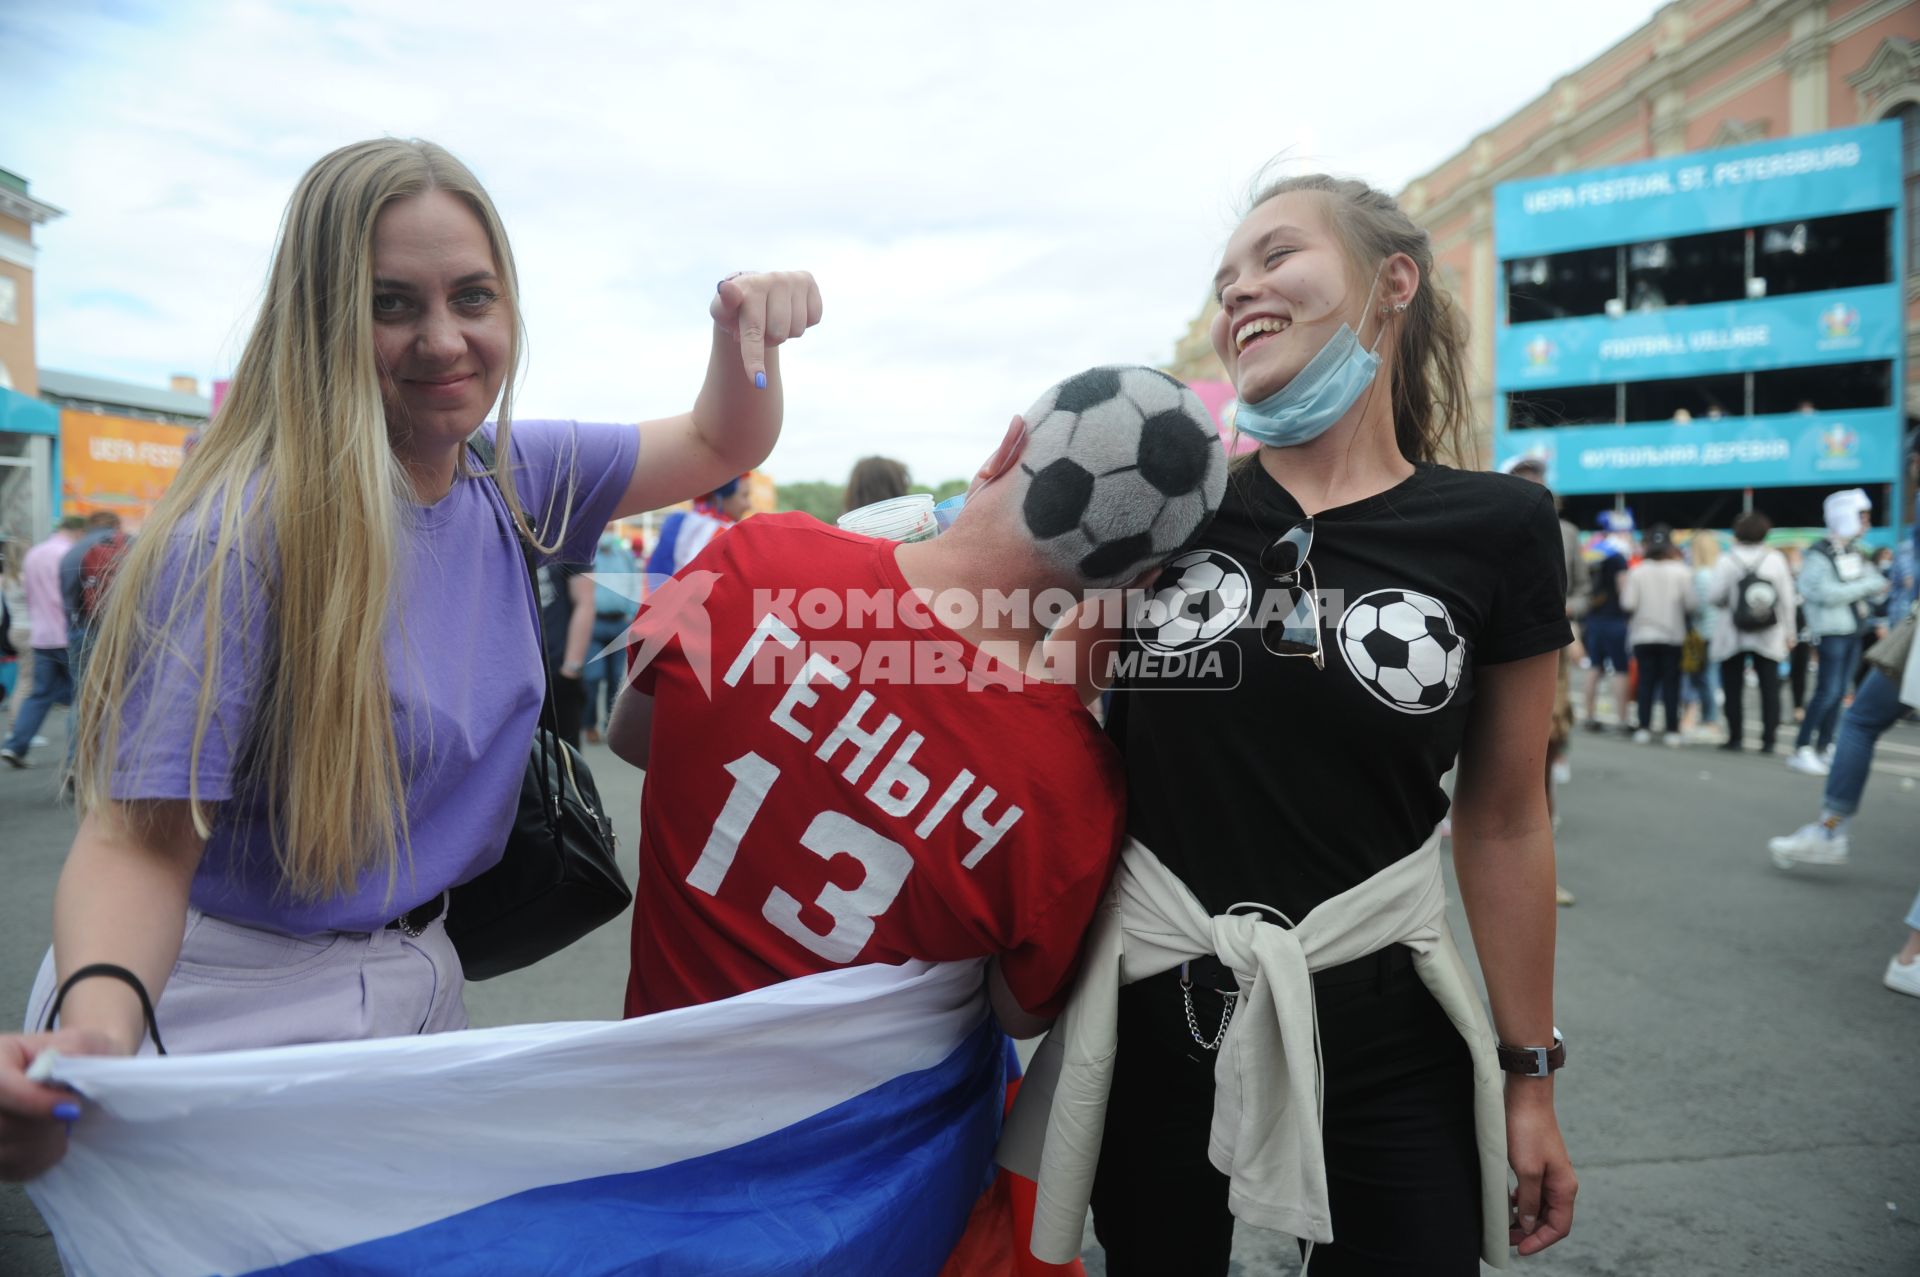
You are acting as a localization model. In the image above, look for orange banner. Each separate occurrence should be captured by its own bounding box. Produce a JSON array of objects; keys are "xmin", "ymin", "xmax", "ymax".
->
[{"xmin": 59, "ymin": 409, "xmax": 192, "ymax": 531}]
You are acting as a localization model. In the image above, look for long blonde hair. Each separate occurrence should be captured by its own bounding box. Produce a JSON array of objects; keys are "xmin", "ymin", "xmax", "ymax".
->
[
  {"xmin": 1243, "ymin": 174, "xmax": 1476, "ymax": 467},
  {"xmin": 76, "ymin": 139, "xmax": 534, "ymax": 902}
]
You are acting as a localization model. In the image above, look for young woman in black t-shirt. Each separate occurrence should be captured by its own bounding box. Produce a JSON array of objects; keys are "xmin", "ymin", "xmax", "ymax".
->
[{"xmin": 1085, "ymin": 175, "xmax": 1578, "ymax": 1273}]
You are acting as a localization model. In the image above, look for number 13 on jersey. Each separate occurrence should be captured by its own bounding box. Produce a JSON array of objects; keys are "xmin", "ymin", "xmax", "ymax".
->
[{"xmin": 685, "ymin": 752, "xmax": 914, "ymax": 964}]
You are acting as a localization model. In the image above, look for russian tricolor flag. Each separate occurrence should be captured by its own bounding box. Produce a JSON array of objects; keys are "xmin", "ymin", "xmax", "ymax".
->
[{"xmin": 27, "ymin": 961, "xmax": 1021, "ymax": 1276}]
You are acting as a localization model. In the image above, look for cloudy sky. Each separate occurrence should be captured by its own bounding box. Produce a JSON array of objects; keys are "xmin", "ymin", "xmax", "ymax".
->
[{"xmin": 7, "ymin": 0, "xmax": 1663, "ymax": 485}]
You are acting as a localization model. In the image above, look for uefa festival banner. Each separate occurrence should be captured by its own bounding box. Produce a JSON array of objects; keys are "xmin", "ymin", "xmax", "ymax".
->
[
  {"xmin": 1494, "ymin": 408, "xmax": 1902, "ymax": 496},
  {"xmin": 27, "ymin": 961, "xmax": 1007, "ymax": 1277},
  {"xmin": 1493, "ymin": 122, "xmax": 1902, "ymax": 258},
  {"xmin": 57, "ymin": 409, "xmax": 192, "ymax": 531},
  {"xmin": 1494, "ymin": 286, "xmax": 1901, "ymax": 390}
]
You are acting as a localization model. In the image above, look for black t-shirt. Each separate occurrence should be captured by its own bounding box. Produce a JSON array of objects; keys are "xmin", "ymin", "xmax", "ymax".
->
[{"xmin": 1107, "ymin": 460, "xmax": 1571, "ymax": 922}]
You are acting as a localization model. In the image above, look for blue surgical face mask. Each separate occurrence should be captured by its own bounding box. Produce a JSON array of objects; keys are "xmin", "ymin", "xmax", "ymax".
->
[
  {"xmin": 1232, "ymin": 272, "xmax": 1392, "ymax": 449},
  {"xmin": 933, "ymin": 493, "xmax": 966, "ymax": 531}
]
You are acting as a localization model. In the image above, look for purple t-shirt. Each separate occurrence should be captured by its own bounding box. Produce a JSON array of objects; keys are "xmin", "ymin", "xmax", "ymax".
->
[{"xmin": 112, "ymin": 420, "xmax": 639, "ymax": 934}]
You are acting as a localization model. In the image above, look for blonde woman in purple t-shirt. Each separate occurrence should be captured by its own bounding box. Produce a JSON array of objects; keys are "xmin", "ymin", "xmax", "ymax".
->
[{"xmin": 0, "ymin": 138, "xmax": 822, "ymax": 1181}]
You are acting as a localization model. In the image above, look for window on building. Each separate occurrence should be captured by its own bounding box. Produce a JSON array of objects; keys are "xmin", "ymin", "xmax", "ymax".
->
[
  {"xmin": 1508, "ymin": 383, "xmax": 1618, "ymax": 429},
  {"xmin": 1505, "ymin": 245, "xmax": 1617, "ymax": 323},
  {"xmin": 1752, "ymin": 361, "xmax": 1893, "ymax": 415},
  {"xmin": 1624, "ymin": 229, "xmax": 1746, "ymax": 310},
  {"xmin": 1752, "ymin": 210, "xmax": 1892, "ymax": 296},
  {"xmin": 1624, "ymin": 372, "xmax": 1745, "ymax": 423}
]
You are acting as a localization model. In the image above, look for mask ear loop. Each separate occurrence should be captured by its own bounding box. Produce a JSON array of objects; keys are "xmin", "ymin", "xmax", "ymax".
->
[{"xmin": 1343, "ymin": 262, "xmax": 1411, "ymax": 458}]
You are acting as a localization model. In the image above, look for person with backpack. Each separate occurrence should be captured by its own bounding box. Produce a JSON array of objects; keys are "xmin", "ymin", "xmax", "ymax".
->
[
  {"xmin": 1708, "ymin": 511, "xmax": 1797, "ymax": 754},
  {"xmin": 1786, "ymin": 489, "xmax": 1888, "ymax": 775}
]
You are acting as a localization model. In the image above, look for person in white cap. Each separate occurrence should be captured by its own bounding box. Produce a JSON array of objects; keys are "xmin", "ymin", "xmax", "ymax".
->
[
  {"xmin": 1768, "ymin": 437, "xmax": 1920, "ymax": 1000},
  {"xmin": 1784, "ymin": 489, "xmax": 1887, "ymax": 776}
]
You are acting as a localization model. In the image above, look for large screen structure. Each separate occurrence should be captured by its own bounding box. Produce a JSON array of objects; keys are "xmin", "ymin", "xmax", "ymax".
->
[{"xmin": 1493, "ymin": 122, "xmax": 1905, "ymax": 537}]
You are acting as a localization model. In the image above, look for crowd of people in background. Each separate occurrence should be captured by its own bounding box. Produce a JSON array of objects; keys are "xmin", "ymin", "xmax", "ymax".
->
[
  {"xmin": 1553, "ymin": 485, "xmax": 1906, "ymax": 763},
  {"xmin": 1535, "ymin": 454, "xmax": 1920, "ymax": 1003}
]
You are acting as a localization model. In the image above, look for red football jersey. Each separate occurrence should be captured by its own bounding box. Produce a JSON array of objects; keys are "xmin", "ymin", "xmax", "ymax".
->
[{"xmin": 624, "ymin": 514, "xmax": 1125, "ymax": 1021}]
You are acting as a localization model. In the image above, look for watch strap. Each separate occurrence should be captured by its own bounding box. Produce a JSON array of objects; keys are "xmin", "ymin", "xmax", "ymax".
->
[{"xmin": 1496, "ymin": 1031, "xmax": 1565, "ymax": 1076}]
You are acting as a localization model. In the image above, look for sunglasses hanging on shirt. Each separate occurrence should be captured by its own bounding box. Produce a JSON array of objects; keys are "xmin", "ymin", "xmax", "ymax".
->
[{"xmin": 1258, "ymin": 518, "xmax": 1324, "ymax": 668}]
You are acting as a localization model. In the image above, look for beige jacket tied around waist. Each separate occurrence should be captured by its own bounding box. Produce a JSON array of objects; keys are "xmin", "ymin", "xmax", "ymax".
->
[{"xmin": 998, "ymin": 833, "xmax": 1511, "ymax": 1268}]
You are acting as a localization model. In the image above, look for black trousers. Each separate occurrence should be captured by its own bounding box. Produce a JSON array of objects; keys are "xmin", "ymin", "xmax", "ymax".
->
[
  {"xmin": 1720, "ymin": 651, "xmax": 1782, "ymax": 751},
  {"xmin": 1632, "ymin": 642, "xmax": 1683, "ymax": 733},
  {"xmin": 549, "ymin": 671, "xmax": 586, "ymax": 750},
  {"xmin": 1089, "ymin": 947, "xmax": 1482, "ymax": 1276},
  {"xmin": 1789, "ymin": 641, "xmax": 1812, "ymax": 711}
]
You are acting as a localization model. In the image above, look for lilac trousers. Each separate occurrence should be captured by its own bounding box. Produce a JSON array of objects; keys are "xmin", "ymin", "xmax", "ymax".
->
[{"xmin": 26, "ymin": 905, "xmax": 467, "ymax": 1054}]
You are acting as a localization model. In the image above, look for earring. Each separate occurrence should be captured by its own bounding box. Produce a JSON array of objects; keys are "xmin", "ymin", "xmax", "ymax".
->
[{"xmin": 1392, "ymin": 302, "xmax": 1408, "ymax": 313}]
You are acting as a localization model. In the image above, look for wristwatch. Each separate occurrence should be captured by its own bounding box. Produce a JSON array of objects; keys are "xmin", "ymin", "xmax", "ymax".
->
[{"xmin": 1496, "ymin": 1028, "xmax": 1565, "ymax": 1077}]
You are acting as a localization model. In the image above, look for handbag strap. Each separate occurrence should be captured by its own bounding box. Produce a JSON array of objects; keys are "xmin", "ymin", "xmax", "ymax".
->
[{"xmin": 466, "ymin": 433, "xmax": 564, "ymax": 833}]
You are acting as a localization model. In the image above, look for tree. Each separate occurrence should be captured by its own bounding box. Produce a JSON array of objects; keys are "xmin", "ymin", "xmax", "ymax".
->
[
  {"xmin": 913, "ymin": 479, "xmax": 969, "ymax": 503},
  {"xmin": 776, "ymin": 477, "xmax": 969, "ymax": 522},
  {"xmin": 774, "ymin": 480, "xmax": 842, "ymax": 523}
]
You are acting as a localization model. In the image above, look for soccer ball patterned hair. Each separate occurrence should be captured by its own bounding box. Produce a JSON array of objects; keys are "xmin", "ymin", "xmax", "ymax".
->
[{"xmin": 1014, "ymin": 366, "xmax": 1230, "ymax": 588}]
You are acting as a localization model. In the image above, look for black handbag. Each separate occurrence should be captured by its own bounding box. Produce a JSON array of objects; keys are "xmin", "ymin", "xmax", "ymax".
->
[{"xmin": 445, "ymin": 437, "xmax": 631, "ymax": 980}]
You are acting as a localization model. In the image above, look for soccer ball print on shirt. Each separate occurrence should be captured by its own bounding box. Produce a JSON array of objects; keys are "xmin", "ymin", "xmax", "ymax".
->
[
  {"xmin": 1338, "ymin": 588, "xmax": 1465, "ymax": 714},
  {"xmin": 1135, "ymin": 549, "xmax": 1251, "ymax": 654}
]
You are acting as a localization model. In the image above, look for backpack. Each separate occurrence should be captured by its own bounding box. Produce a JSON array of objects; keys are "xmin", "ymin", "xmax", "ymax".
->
[
  {"xmin": 1731, "ymin": 551, "xmax": 1779, "ymax": 633},
  {"xmin": 76, "ymin": 532, "xmax": 132, "ymax": 624}
]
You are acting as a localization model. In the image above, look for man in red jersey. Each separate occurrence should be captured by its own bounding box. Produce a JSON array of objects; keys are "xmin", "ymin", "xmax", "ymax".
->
[{"xmin": 609, "ymin": 365, "xmax": 1227, "ymax": 1030}]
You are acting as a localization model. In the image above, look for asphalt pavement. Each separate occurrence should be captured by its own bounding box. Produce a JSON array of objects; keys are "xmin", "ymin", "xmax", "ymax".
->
[{"xmin": 2, "ymin": 696, "xmax": 1918, "ymax": 1276}]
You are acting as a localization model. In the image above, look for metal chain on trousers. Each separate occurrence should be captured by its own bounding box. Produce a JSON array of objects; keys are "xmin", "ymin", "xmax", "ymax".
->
[{"xmin": 1180, "ymin": 965, "xmax": 1238, "ymax": 1051}]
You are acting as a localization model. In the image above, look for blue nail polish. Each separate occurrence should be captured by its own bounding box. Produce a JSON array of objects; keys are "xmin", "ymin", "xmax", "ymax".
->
[
  {"xmin": 52, "ymin": 1102, "xmax": 80, "ymax": 1122},
  {"xmin": 754, "ymin": 371, "xmax": 767, "ymax": 390}
]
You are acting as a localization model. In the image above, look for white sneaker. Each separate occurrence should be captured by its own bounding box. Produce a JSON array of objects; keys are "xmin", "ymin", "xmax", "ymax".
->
[
  {"xmin": 1821, "ymin": 743, "xmax": 1837, "ymax": 766},
  {"xmin": 1632, "ymin": 728, "xmax": 1652, "ymax": 744},
  {"xmin": 1767, "ymin": 822, "xmax": 1851, "ymax": 869},
  {"xmin": 1550, "ymin": 759, "xmax": 1572, "ymax": 786},
  {"xmin": 1786, "ymin": 747, "xmax": 1830, "ymax": 776},
  {"xmin": 1662, "ymin": 732, "xmax": 1683, "ymax": 748},
  {"xmin": 1884, "ymin": 956, "xmax": 1920, "ymax": 998}
]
